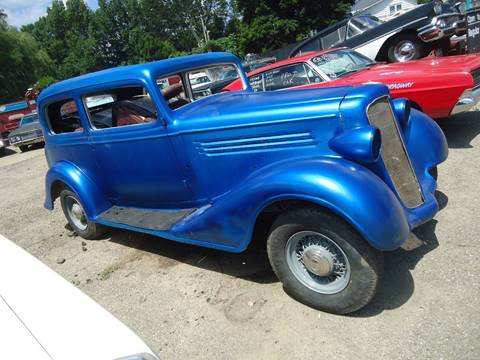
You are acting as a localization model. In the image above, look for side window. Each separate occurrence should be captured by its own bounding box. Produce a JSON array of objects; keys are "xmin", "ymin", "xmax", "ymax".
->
[
  {"xmin": 157, "ymin": 74, "xmax": 189, "ymax": 110},
  {"xmin": 187, "ymin": 64, "xmax": 241, "ymax": 100},
  {"xmin": 157, "ymin": 63, "xmax": 243, "ymax": 110},
  {"xmin": 263, "ymin": 63, "xmax": 311, "ymax": 91},
  {"xmin": 304, "ymin": 64, "xmax": 323, "ymax": 84},
  {"xmin": 321, "ymin": 25, "xmax": 346, "ymax": 49},
  {"xmin": 83, "ymin": 86, "xmax": 157, "ymax": 129},
  {"xmin": 249, "ymin": 74, "xmax": 265, "ymax": 92},
  {"xmin": 47, "ymin": 98, "xmax": 83, "ymax": 134}
]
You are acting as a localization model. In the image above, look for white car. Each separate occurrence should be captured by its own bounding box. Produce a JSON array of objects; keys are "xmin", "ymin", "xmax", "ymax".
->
[
  {"xmin": 0, "ymin": 234, "xmax": 159, "ymax": 360},
  {"xmin": 189, "ymin": 71, "xmax": 212, "ymax": 89}
]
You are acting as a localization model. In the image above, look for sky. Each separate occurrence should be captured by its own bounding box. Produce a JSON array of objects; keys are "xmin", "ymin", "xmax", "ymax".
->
[{"xmin": 0, "ymin": 0, "xmax": 98, "ymax": 28}]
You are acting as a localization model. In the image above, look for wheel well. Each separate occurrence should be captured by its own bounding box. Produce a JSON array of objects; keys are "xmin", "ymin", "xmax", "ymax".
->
[
  {"xmin": 51, "ymin": 180, "xmax": 68, "ymax": 203},
  {"xmin": 249, "ymin": 199, "xmax": 330, "ymax": 250},
  {"xmin": 410, "ymin": 100, "xmax": 422, "ymax": 112},
  {"xmin": 375, "ymin": 30, "xmax": 418, "ymax": 62}
]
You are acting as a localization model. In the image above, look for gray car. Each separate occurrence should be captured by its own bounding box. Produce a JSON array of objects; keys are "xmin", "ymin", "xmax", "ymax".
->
[{"xmin": 8, "ymin": 112, "xmax": 44, "ymax": 152}]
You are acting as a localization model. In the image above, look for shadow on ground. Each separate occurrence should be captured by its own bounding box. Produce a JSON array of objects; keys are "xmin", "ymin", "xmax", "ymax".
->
[
  {"xmin": 353, "ymin": 219, "xmax": 440, "ymax": 317},
  {"xmin": 0, "ymin": 147, "xmax": 18, "ymax": 157},
  {"xmin": 438, "ymin": 111, "xmax": 480, "ymax": 148},
  {"xmin": 104, "ymin": 191, "xmax": 447, "ymax": 316},
  {"xmin": 107, "ymin": 225, "xmax": 277, "ymax": 284}
]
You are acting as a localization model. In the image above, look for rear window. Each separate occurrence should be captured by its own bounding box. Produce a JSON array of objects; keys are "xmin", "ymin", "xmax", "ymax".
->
[{"xmin": 46, "ymin": 98, "xmax": 83, "ymax": 134}]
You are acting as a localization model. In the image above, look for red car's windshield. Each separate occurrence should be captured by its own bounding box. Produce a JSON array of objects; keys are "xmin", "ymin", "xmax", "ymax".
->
[{"xmin": 311, "ymin": 49, "xmax": 376, "ymax": 79}]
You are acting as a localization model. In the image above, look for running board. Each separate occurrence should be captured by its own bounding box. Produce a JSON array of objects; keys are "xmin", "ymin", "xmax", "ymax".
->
[{"xmin": 97, "ymin": 206, "xmax": 197, "ymax": 231}]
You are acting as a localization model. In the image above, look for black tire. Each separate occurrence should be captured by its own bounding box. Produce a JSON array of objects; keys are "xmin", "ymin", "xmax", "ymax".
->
[
  {"xmin": 387, "ymin": 33, "xmax": 427, "ymax": 62},
  {"xmin": 267, "ymin": 207, "xmax": 383, "ymax": 314},
  {"xmin": 0, "ymin": 146, "xmax": 5, "ymax": 156},
  {"xmin": 60, "ymin": 189, "xmax": 108, "ymax": 240},
  {"xmin": 19, "ymin": 145, "xmax": 29, "ymax": 152}
]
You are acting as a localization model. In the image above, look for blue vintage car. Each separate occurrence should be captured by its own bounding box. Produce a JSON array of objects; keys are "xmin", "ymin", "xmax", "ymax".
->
[{"xmin": 38, "ymin": 52, "xmax": 448, "ymax": 314}]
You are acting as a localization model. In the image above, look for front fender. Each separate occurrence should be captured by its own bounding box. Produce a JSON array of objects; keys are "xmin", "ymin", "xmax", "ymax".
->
[
  {"xmin": 44, "ymin": 161, "xmax": 110, "ymax": 219},
  {"xmin": 171, "ymin": 157, "xmax": 410, "ymax": 252},
  {"xmin": 405, "ymin": 109, "xmax": 448, "ymax": 173}
]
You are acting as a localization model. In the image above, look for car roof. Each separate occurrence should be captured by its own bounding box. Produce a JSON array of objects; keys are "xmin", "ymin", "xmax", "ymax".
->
[
  {"xmin": 39, "ymin": 52, "xmax": 240, "ymax": 102},
  {"xmin": 246, "ymin": 48, "xmax": 341, "ymax": 77}
]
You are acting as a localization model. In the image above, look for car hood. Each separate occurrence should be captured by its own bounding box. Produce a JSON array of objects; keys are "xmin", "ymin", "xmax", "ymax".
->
[
  {"xmin": 173, "ymin": 85, "xmax": 373, "ymax": 131},
  {"xmin": 335, "ymin": 55, "xmax": 480, "ymax": 87},
  {"xmin": 0, "ymin": 235, "xmax": 158, "ymax": 360},
  {"xmin": 8, "ymin": 122, "xmax": 42, "ymax": 137}
]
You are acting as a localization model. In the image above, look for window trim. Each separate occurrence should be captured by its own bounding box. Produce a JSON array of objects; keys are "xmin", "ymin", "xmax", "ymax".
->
[{"xmin": 44, "ymin": 96, "xmax": 86, "ymax": 136}]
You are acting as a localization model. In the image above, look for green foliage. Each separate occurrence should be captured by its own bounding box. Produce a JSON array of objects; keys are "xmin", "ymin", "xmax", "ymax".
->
[
  {"xmin": 0, "ymin": 27, "xmax": 53, "ymax": 103},
  {"xmin": 34, "ymin": 76, "xmax": 57, "ymax": 93},
  {"xmin": 235, "ymin": 0, "xmax": 354, "ymax": 52}
]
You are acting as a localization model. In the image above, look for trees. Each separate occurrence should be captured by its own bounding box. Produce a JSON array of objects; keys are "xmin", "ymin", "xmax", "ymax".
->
[
  {"xmin": 235, "ymin": 0, "xmax": 354, "ymax": 53},
  {"xmin": 0, "ymin": 26, "xmax": 53, "ymax": 103}
]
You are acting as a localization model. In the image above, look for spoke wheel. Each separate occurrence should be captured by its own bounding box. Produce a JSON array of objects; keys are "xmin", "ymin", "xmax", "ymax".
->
[
  {"xmin": 59, "ymin": 188, "xmax": 108, "ymax": 240},
  {"xmin": 267, "ymin": 207, "xmax": 383, "ymax": 314},
  {"xmin": 65, "ymin": 196, "xmax": 88, "ymax": 231},
  {"xmin": 286, "ymin": 231, "xmax": 350, "ymax": 294}
]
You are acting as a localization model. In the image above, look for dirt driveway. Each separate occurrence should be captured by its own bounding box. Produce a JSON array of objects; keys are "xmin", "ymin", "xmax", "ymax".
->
[{"xmin": 1, "ymin": 112, "xmax": 479, "ymax": 360}]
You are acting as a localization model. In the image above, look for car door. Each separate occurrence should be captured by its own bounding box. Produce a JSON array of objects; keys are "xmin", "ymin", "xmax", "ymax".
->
[{"xmin": 83, "ymin": 82, "xmax": 191, "ymax": 208}]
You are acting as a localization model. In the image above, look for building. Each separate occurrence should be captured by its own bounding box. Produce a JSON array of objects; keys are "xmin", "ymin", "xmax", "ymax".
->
[{"xmin": 351, "ymin": 0, "xmax": 418, "ymax": 21}]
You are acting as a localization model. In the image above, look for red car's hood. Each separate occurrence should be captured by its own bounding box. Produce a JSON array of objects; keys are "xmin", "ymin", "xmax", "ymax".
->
[{"xmin": 335, "ymin": 54, "xmax": 480, "ymax": 87}]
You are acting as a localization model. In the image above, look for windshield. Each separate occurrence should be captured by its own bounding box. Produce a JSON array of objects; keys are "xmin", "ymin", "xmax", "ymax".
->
[
  {"xmin": 219, "ymin": 70, "xmax": 238, "ymax": 81},
  {"xmin": 310, "ymin": 49, "xmax": 376, "ymax": 80},
  {"xmin": 20, "ymin": 113, "xmax": 39, "ymax": 126}
]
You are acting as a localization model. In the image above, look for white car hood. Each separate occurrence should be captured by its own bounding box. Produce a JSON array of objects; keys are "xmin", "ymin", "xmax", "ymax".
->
[{"xmin": 0, "ymin": 235, "xmax": 158, "ymax": 360}]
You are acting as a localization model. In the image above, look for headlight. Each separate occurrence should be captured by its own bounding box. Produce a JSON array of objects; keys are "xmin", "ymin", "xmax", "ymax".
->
[
  {"xmin": 436, "ymin": 18, "xmax": 446, "ymax": 28},
  {"xmin": 0, "ymin": 139, "xmax": 4, "ymax": 147},
  {"xmin": 329, "ymin": 126, "xmax": 381, "ymax": 163},
  {"xmin": 434, "ymin": 1, "xmax": 443, "ymax": 15}
]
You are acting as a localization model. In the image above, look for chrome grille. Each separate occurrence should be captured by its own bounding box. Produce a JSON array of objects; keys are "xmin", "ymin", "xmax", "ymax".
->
[
  {"xmin": 367, "ymin": 97, "xmax": 424, "ymax": 208},
  {"xmin": 472, "ymin": 68, "xmax": 480, "ymax": 88}
]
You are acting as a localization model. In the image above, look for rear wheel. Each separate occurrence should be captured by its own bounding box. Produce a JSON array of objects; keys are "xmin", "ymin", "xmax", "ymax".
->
[
  {"xmin": 267, "ymin": 207, "xmax": 383, "ymax": 314},
  {"xmin": 0, "ymin": 147, "xmax": 5, "ymax": 156},
  {"xmin": 60, "ymin": 189, "xmax": 108, "ymax": 240},
  {"xmin": 387, "ymin": 34, "xmax": 427, "ymax": 62}
]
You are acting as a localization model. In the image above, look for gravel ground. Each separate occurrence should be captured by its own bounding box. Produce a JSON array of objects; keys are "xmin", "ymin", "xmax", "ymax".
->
[{"xmin": 1, "ymin": 111, "xmax": 479, "ymax": 360}]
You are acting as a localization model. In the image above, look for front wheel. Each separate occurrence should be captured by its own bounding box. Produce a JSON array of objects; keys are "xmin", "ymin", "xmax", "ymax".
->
[
  {"xmin": 387, "ymin": 34, "xmax": 427, "ymax": 62},
  {"xmin": 19, "ymin": 145, "xmax": 29, "ymax": 152},
  {"xmin": 60, "ymin": 189, "xmax": 108, "ymax": 240},
  {"xmin": 267, "ymin": 207, "xmax": 383, "ymax": 314}
]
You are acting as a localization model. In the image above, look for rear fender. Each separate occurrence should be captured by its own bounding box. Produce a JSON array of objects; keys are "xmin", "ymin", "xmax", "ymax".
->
[
  {"xmin": 44, "ymin": 161, "xmax": 110, "ymax": 219},
  {"xmin": 171, "ymin": 157, "xmax": 410, "ymax": 252}
]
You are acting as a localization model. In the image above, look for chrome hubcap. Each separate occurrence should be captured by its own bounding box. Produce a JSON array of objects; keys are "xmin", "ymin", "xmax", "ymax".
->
[
  {"xmin": 286, "ymin": 231, "xmax": 350, "ymax": 294},
  {"xmin": 394, "ymin": 41, "xmax": 416, "ymax": 62},
  {"xmin": 66, "ymin": 196, "xmax": 87, "ymax": 231},
  {"xmin": 302, "ymin": 247, "xmax": 334, "ymax": 276}
]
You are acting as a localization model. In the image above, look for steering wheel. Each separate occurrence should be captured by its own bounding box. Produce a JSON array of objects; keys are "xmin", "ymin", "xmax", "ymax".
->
[
  {"xmin": 161, "ymin": 83, "xmax": 183, "ymax": 101},
  {"xmin": 344, "ymin": 63, "xmax": 355, "ymax": 71}
]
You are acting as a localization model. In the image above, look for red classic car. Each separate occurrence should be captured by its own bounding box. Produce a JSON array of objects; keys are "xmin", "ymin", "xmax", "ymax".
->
[{"xmin": 225, "ymin": 48, "xmax": 480, "ymax": 119}]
